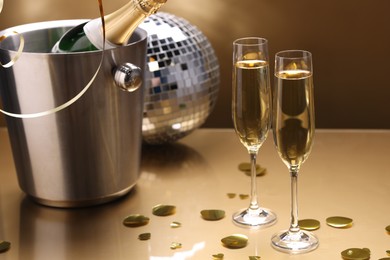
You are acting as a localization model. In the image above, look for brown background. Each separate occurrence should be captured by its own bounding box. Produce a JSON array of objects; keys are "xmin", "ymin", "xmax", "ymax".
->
[{"xmin": 1, "ymin": 0, "xmax": 390, "ymax": 128}]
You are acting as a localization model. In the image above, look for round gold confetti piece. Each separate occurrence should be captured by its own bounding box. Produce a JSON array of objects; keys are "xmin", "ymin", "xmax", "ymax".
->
[
  {"xmin": 201, "ymin": 209, "xmax": 225, "ymax": 221},
  {"xmin": 227, "ymin": 193, "xmax": 236, "ymax": 199},
  {"xmin": 221, "ymin": 234, "xmax": 248, "ymax": 249},
  {"xmin": 0, "ymin": 241, "xmax": 11, "ymax": 253},
  {"xmin": 170, "ymin": 242, "xmax": 182, "ymax": 250},
  {"xmin": 138, "ymin": 233, "xmax": 151, "ymax": 241},
  {"xmin": 239, "ymin": 194, "xmax": 249, "ymax": 200},
  {"xmin": 123, "ymin": 214, "xmax": 150, "ymax": 227},
  {"xmin": 249, "ymin": 256, "xmax": 261, "ymax": 260},
  {"xmin": 298, "ymin": 219, "xmax": 321, "ymax": 231},
  {"xmin": 152, "ymin": 204, "xmax": 176, "ymax": 216},
  {"xmin": 238, "ymin": 162, "xmax": 252, "ymax": 171},
  {"xmin": 238, "ymin": 163, "xmax": 266, "ymax": 176},
  {"xmin": 244, "ymin": 167, "xmax": 266, "ymax": 177},
  {"xmin": 341, "ymin": 248, "xmax": 370, "ymax": 260},
  {"xmin": 170, "ymin": 221, "xmax": 181, "ymax": 228},
  {"xmin": 386, "ymin": 225, "xmax": 390, "ymax": 233},
  {"xmin": 387, "ymin": 249, "xmax": 390, "ymax": 255},
  {"xmin": 212, "ymin": 253, "xmax": 224, "ymax": 259},
  {"xmin": 326, "ymin": 216, "xmax": 353, "ymax": 228}
]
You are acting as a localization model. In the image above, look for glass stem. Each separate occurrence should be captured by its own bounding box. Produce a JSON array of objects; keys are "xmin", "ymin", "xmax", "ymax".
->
[
  {"xmin": 289, "ymin": 167, "xmax": 300, "ymax": 233},
  {"xmin": 249, "ymin": 152, "xmax": 260, "ymax": 211}
]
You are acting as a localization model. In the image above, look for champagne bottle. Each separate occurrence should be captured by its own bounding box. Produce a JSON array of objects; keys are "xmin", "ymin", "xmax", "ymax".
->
[{"xmin": 53, "ymin": 0, "xmax": 167, "ymax": 52}]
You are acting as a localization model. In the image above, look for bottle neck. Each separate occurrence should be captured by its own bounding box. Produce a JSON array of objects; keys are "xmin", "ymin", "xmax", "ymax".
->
[
  {"xmin": 104, "ymin": 0, "xmax": 167, "ymax": 45},
  {"xmin": 138, "ymin": 0, "xmax": 167, "ymax": 13},
  {"xmin": 83, "ymin": 0, "xmax": 167, "ymax": 49}
]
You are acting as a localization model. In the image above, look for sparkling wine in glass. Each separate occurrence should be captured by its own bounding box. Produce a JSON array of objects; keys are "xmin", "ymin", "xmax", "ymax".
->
[
  {"xmin": 271, "ymin": 50, "xmax": 318, "ymax": 253},
  {"xmin": 232, "ymin": 37, "xmax": 277, "ymax": 228}
]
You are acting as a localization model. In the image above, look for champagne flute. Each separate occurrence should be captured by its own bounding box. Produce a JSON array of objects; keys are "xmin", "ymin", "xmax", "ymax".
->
[
  {"xmin": 232, "ymin": 37, "xmax": 277, "ymax": 228},
  {"xmin": 271, "ymin": 50, "xmax": 318, "ymax": 253}
]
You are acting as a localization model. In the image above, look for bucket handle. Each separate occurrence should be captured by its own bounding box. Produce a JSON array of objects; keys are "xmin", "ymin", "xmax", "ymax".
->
[
  {"xmin": 0, "ymin": 31, "xmax": 25, "ymax": 68},
  {"xmin": 0, "ymin": 60, "xmax": 142, "ymax": 119},
  {"xmin": 0, "ymin": 0, "xmax": 107, "ymax": 119},
  {"xmin": 0, "ymin": 56, "xmax": 103, "ymax": 119}
]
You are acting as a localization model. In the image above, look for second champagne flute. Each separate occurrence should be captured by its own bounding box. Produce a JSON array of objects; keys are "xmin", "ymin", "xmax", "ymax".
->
[
  {"xmin": 271, "ymin": 50, "xmax": 318, "ymax": 253},
  {"xmin": 232, "ymin": 37, "xmax": 277, "ymax": 228}
]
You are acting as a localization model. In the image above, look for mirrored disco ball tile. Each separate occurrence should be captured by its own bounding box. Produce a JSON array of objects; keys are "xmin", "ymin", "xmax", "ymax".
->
[{"xmin": 139, "ymin": 12, "xmax": 220, "ymax": 145}]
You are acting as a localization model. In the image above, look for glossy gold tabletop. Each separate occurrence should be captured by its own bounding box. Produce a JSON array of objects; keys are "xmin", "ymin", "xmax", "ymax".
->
[{"xmin": 1, "ymin": 128, "xmax": 390, "ymax": 259}]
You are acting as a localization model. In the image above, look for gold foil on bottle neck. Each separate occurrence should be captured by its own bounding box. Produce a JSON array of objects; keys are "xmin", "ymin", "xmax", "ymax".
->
[
  {"xmin": 104, "ymin": 0, "xmax": 167, "ymax": 45},
  {"xmin": 138, "ymin": 0, "xmax": 167, "ymax": 14}
]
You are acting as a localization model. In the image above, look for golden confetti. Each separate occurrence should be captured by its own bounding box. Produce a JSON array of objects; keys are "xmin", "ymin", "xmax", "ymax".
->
[
  {"xmin": 386, "ymin": 225, "xmax": 390, "ymax": 233},
  {"xmin": 123, "ymin": 214, "xmax": 150, "ymax": 227},
  {"xmin": 238, "ymin": 163, "xmax": 266, "ymax": 176},
  {"xmin": 170, "ymin": 221, "xmax": 181, "ymax": 228},
  {"xmin": 326, "ymin": 216, "xmax": 353, "ymax": 228},
  {"xmin": 201, "ymin": 210, "xmax": 225, "ymax": 221},
  {"xmin": 239, "ymin": 194, "xmax": 249, "ymax": 200},
  {"xmin": 238, "ymin": 162, "xmax": 253, "ymax": 171},
  {"xmin": 387, "ymin": 249, "xmax": 390, "ymax": 255},
  {"xmin": 244, "ymin": 169, "xmax": 266, "ymax": 177},
  {"xmin": 227, "ymin": 193, "xmax": 236, "ymax": 199},
  {"xmin": 341, "ymin": 248, "xmax": 370, "ymax": 260},
  {"xmin": 249, "ymin": 257, "xmax": 261, "ymax": 260},
  {"xmin": 212, "ymin": 253, "xmax": 224, "ymax": 259},
  {"xmin": 152, "ymin": 204, "xmax": 176, "ymax": 216},
  {"xmin": 298, "ymin": 219, "xmax": 321, "ymax": 231},
  {"xmin": 221, "ymin": 234, "xmax": 248, "ymax": 249},
  {"xmin": 170, "ymin": 242, "xmax": 182, "ymax": 250},
  {"xmin": 0, "ymin": 241, "xmax": 11, "ymax": 253},
  {"xmin": 138, "ymin": 233, "xmax": 151, "ymax": 241}
]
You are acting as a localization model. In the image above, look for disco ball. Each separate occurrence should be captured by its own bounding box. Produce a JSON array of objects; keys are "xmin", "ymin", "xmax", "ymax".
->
[{"xmin": 138, "ymin": 12, "xmax": 220, "ymax": 145}]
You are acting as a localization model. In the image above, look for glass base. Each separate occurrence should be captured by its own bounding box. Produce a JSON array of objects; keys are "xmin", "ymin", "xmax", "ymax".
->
[
  {"xmin": 271, "ymin": 229, "xmax": 319, "ymax": 254},
  {"xmin": 232, "ymin": 207, "xmax": 277, "ymax": 228}
]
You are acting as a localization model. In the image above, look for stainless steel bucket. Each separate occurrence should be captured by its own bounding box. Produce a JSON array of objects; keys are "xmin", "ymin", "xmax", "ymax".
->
[{"xmin": 0, "ymin": 20, "xmax": 147, "ymax": 207}]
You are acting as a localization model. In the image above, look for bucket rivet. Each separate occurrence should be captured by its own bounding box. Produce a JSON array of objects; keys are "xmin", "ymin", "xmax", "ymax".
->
[{"xmin": 113, "ymin": 63, "xmax": 142, "ymax": 92}]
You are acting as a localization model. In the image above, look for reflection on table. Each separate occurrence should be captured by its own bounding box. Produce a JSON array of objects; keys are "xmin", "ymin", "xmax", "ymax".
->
[{"xmin": 1, "ymin": 128, "xmax": 390, "ymax": 259}]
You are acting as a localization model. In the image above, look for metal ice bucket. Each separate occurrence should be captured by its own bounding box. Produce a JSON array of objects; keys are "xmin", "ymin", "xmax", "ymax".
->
[{"xmin": 0, "ymin": 20, "xmax": 147, "ymax": 207}]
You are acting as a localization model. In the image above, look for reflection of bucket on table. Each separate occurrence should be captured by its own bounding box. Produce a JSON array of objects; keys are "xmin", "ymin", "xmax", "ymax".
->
[
  {"xmin": 0, "ymin": 20, "xmax": 147, "ymax": 207},
  {"xmin": 19, "ymin": 198, "xmax": 127, "ymax": 259}
]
